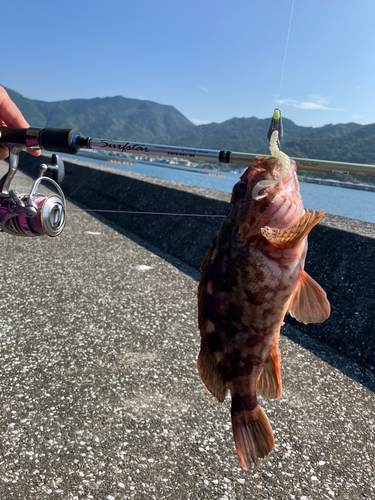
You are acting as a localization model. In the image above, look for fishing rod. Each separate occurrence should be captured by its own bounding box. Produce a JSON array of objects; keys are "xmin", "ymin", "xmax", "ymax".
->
[
  {"xmin": 0, "ymin": 111, "xmax": 374, "ymax": 238},
  {"xmin": 1, "ymin": 123, "xmax": 375, "ymax": 177}
]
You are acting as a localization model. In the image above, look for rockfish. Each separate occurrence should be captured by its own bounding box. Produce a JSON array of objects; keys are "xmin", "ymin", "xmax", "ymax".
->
[{"xmin": 197, "ymin": 155, "xmax": 330, "ymax": 470}]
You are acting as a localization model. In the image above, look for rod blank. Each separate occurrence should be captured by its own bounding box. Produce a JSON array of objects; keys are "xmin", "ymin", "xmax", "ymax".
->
[
  {"xmin": 1, "ymin": 125, "xmax": 375, "ymax": 178},
  {"xmin": 84, "ymin": 137, "xmax": 375, "ymax": 178}
]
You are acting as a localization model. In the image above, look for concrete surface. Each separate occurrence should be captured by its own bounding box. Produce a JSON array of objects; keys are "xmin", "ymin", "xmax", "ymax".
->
[
  {"xmin": 0, "ymin": 161, "xmax": 374, "ymax": 500},
  {"xmin": 17, "ymin": 153, "xmax": 375, "ymax": 372}
]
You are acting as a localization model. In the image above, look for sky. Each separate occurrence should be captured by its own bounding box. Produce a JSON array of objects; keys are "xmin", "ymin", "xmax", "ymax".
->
[{"xmin": 2, "ymin": 0, "xmax": 374, "ymax": 129}]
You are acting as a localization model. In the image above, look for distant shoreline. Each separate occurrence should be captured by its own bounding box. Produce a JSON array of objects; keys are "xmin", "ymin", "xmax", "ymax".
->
[
  {"xmin": 76, "ymin": 151, "xmax": 375, "ymax": 193},
  {"xmin": 298, "ymin": 176, "xmax": 375, "ymax": 192}
]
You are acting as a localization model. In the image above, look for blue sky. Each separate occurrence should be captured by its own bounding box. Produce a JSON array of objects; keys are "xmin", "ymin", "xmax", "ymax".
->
[{"xmin": 2, "ymin": 0, "xmax": 374, "ymax": 128}]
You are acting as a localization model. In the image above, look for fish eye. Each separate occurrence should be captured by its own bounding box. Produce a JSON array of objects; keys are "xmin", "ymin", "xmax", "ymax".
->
[{"xmin": 235, "ymin": 181, "xmax": 247, "ymax": 193}]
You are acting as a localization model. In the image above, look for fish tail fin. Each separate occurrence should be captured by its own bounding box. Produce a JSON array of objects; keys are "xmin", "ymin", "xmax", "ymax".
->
[{"xmin": 231, "ymin": 404, "xmax": 274, "ymax": 470}]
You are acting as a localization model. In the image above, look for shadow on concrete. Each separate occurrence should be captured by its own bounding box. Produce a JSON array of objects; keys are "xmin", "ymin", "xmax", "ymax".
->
[{"xmin": 282, "ymin": 323, "xmax": 375, "ymax": 394}]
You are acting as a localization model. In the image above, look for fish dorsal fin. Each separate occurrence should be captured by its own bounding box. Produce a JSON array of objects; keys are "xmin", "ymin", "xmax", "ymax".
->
[
  {"xmin": 261, "ymin": 209, "xmax": 325, "ymax": 249},
  {"xmin": 256, "ymin": 345, "xmax": 282, "ymax": 399},
  {"xmin": 288, "ymin": 269, "xmax": 330, "ymax": 324}
]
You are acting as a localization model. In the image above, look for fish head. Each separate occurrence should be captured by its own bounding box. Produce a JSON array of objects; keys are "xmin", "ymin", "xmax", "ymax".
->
[{"xmin": 229, "ymin": 156, "xmax": 303, "ymax": 240}]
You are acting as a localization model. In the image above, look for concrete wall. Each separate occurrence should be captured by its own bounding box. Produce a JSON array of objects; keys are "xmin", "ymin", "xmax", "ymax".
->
[{"xmin": 17, "ymin": 153, "xmax": 375, "ymax": 373}]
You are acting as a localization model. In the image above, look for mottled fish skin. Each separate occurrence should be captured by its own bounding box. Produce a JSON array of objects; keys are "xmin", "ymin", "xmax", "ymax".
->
[{"xmin": 197, "ymin": 156, "xmax": 330, "ymax": 470}]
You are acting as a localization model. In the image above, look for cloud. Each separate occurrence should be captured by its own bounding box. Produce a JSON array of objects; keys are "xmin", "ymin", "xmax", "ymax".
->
[
  {"xmin": 198, "ymin": 86, "xmax": 209, "ymax": 92},
  {"xmin": 308, "ymin": 94, "xmax": 329, "ymax": 105},
  {"xmin": 189, "ymin": 118, "xmax": 212, "ymax": 125},
  {"xmin": 277, "ymin": 96, "xmax": 346, "ymax": 112}
]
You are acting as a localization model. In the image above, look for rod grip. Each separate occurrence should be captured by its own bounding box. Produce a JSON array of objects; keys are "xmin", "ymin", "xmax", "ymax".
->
[
  {"xmin": 38, "ymin": 128, "xmax": 80, "ymax": 154},
  {"xmin": 0, "ymin": 126, "xmax": 80, "ymax": 154},
  {"xmin": 0, "ymin": 126, "xmax": 28, "ymax": 146}
]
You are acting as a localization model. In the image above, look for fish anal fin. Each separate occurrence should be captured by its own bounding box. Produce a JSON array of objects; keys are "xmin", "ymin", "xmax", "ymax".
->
[
  {"xmin": 197, "ymin": 339, "xmax": 227, "ymax": 402},
  {"xmin": 256, "ymin": 346, "xmax": 282, "ymax": 399},
  {"xmin": 288, "ymin": 269, "xmax": 331, "ymax": 324},
  {"xmin": 261, "ymin": 209, "xmax": 325, "ymax": 249},
  {"xmin": 231, "ymin": 405, "xmax": 274, "ymax": 470}
]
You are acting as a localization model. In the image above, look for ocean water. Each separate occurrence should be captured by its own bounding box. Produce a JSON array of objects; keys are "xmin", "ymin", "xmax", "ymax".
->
[
  {"xmin": 299, "ymin": 182, "xmax": 375, "ymax": 224},
  {"xmin": 73, "ymin": 155, "xmax": 375, "ymax": 224}
]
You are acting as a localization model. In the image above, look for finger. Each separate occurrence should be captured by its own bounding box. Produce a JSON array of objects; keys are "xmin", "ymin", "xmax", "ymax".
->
[
  {"xmin": 27, "ymin": 149, "xmax": 41, "ymax": 157},
  {"xmin": 0, "ymin": 146, "xmax": 9, "ymax": 161},
  {"xmin": 0, "ymin": 88, "xmax": 41, "ymax": 158},
  {"xmin": 0, "ymin": 86, "xmax": 29, "ymax": 128},
  {"xmin": 0, "ymin": 146, "xmax": 40, "ymax": 160}
]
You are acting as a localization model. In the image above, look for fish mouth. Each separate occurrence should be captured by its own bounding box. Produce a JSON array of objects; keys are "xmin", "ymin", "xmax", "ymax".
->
[
  {"xmin": 241, "ymin": 156, "xmax": 279, "ymax": 178},
  {"xmin": 240, "ymin": 157, "xmax": 279, "ymax": 196},
  {"xmin": 235, "ymin": 157, "xmax": 301, "ymax": 239},
  {"xmin": 244, "ymin": 156, "xmax": 297, "ymax": 198}
]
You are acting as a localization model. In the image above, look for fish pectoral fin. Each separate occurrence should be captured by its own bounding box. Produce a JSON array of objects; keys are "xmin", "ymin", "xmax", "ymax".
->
[
  {"xmin": 261, "ymin": 209, "xmax": 325, "ymax": 249},
  {"xmin": 197, "ymin": 339, "xmax": 227, "ymax": 403},
  {"xmin": 198, "ymin": 235, "xmax": 227, "ymax": 402},
  {"xmin": 288, "ymin": 269, "xmax": 331, "ymax": 324},
  {"xmin": 199, "ymin": 235, "xmax": 217, "ymax": 273},
  {"xmin": 256, "ymin": 346, "xmax": 282, "ymax": 399}
]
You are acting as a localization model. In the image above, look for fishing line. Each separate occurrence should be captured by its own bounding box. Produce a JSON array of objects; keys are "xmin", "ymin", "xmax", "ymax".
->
[
  {"xmin": 68, "ymin": 208, "xmax": 375, "ymax": 230},
  {"xmin": 69, "ymin": 208, "xmax": 226, "ymax": 218},
  {"xmin": 277, "ymin": 0, "xmax": 295, "ymax": 106}
]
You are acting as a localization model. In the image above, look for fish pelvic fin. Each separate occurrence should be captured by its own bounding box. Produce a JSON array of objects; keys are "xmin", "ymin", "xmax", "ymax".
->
[
  {"xmin": 231, "ymin": 403, "xmax": 274, "ymax": 470},
  {"xmin": 261, "ymin": 209, "xmax": 325, "ymax": 249},
  {"xmin": 288, "ymin": 269, "xmax": 331, "ymax": 324},
  {"xmin": 256, "ymin": 346, "xmax": 282, "ymax": 399},
  {"xmin": 197, "ymin": 340, "xmax": 227, "ymax": 402}
]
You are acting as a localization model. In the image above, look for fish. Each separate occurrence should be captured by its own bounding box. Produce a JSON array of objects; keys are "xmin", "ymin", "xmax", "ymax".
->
[{"xmin": 197, "ymin": 154, "xmax": 330, "ymax": 470}]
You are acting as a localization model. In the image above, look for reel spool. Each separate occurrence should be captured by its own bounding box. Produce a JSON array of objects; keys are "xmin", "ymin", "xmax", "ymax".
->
[{"xmin": 0, "ymin": 152, "xmax": 66, "ymax": 237}]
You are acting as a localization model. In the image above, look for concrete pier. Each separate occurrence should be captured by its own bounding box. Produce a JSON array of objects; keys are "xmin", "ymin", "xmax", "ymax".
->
[
  {"xmin": 0, "ymin": 157, "xmax": 373, "ymax": 499},
  {"xmin": 17, "ymin": 153, "xmax": 375, "ymax": 373}
]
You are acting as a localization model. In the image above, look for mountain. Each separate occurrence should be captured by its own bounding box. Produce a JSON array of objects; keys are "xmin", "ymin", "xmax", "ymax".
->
[
  {"xmin": 5, "ymin": 88, "xmax": 195, "ymax": 144},
  {"xmin": 5, "ymin": 87, "xmax": 375, "ymax": 165}
]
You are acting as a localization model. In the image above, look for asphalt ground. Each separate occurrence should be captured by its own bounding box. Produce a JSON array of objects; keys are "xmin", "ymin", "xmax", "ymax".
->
[{"xmin": 0, "ymin": 162, "xmax": 374, "ymax": 500}]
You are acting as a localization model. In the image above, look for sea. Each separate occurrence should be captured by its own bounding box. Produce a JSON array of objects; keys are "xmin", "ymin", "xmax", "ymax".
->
[{"xmin": 72, "ymin": 154, "xmax": 375, "ymax": 225}]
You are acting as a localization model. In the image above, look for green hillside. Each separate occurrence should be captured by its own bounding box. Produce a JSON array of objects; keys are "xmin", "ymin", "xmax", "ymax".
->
[
  {"xmin": 6, "ymin": 88, "xmax": 195, "ymax": 144},
  {"xmin": 283, "ymin": 123, "xmax": 375, "ymax": 164}
]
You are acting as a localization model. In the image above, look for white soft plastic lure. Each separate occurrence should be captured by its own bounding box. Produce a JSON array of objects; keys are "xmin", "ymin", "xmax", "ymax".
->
[{"xmin": 252, "ymin": 130, "xmax": 291, "ymax": 200}]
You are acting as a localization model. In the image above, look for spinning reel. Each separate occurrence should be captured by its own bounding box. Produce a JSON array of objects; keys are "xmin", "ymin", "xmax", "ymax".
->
[{"xmin": 0, "ymin": 147, "xmax": 66, "ymax": 237}]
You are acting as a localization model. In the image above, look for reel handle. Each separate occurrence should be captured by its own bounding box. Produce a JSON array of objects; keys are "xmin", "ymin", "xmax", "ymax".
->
[
  {"xmin": 0, "ymin": 126, "xmax": 80, "ymax": 155},
  {"xmin": 46, "ymin": 154, "xmax": 65, "ymax": 185}
]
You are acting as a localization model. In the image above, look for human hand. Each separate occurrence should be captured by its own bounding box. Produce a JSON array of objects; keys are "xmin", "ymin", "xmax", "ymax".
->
[{"xmin": 0, "ymin": 86, "xmax": 41, "ymax": 161}]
